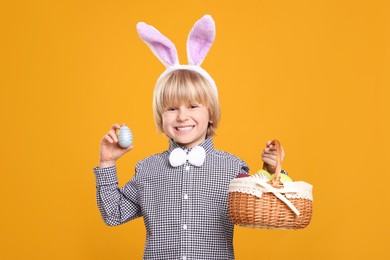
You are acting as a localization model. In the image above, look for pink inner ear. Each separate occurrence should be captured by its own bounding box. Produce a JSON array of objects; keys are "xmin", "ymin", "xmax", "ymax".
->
[
  {"xmin": 137, "ymin": 22, "xmax": 178, "ymax": 67},
  {"xmin": 149, "ymin": 41, "xmax": 177, "ymax": 66},
  {"xmin": 187, "ymin": 15, "xmax": 215, "ymax": 66},
  {"xmin": 188, "ymin": 33, "xmax": 212, "ymax": 64}
]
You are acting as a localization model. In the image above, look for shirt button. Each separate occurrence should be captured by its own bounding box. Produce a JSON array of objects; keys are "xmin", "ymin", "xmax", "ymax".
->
[
  {"xmin": 185, "ymin": 166, "xmax": 190, "ymax": 171},
  {"xmin": 183, "ymin": 224, "xmax": 187, "ymax": 230},
  {"xmin": 184, "ymin": 194, "xmax": 188, "ymax": 200}
]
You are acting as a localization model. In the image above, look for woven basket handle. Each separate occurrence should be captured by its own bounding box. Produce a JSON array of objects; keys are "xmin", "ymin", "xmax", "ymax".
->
[{"xmin": 262, "ymin": 140, "xmax": 283, "ymax": 188}]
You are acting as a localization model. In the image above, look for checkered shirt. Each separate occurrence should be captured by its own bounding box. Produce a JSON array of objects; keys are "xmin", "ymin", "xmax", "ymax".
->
[{"xmin": 94, "ymin": 137, "xmax": 249, "ymax": 260}]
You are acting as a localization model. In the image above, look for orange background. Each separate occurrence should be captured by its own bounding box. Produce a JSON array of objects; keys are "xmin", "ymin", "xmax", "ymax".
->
[{"xmin": 1, "ymin": 0, "xmax": 389, "ymax": 259}]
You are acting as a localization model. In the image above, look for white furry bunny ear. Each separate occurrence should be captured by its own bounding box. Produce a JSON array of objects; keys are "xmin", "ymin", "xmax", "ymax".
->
[
  {"xmin": 187, "ymin": 15, "xmax": 216, "ymax": 66},
  {"xmin": 137, "ymin": 15, "xmax": 219, "ymax": 96},
  {"xmin": 137, "ymin": 22, "xmax": 179, "ymax": 67}
]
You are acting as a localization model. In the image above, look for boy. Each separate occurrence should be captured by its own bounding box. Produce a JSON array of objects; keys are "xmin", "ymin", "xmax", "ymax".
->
[{"xmin": 94, "ymin": 15, "xmax": 283, "ymax": 260}]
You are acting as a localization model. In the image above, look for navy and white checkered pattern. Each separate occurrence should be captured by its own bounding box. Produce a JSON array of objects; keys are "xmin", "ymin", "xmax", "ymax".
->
[{"xmin": 94, "ymin": 137, "xmax": 249, "ymax": 260}]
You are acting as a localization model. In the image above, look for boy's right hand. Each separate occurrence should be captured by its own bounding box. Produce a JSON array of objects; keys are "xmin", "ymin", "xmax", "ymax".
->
[
  {"xmin": 262, "ymin": 140, "xmax": 285, "ymax": 174},
  {"xmin": 99, "ymin": 123, "xmax": 133, "ymax": 168}
]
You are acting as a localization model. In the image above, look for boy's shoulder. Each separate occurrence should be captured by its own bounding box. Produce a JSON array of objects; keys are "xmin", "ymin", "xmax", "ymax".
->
[
  {"xmin": 213, "ymin": 149, "xmax": 245, "ymax": 162},
  {"xmin": 212, "ymin": 149, "xmax": 249, "ymax": 173}
]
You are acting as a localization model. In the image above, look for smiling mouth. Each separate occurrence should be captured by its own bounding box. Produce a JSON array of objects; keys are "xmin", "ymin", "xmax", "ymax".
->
[{"xmin": 175, "ymin": 126, "xmax": 194, "ymax": 132}]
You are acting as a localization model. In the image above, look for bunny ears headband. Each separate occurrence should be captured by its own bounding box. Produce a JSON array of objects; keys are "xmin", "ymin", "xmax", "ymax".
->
[{"xmin": 136, "ymin": 15, "xmax": 218, "ymax": 95}]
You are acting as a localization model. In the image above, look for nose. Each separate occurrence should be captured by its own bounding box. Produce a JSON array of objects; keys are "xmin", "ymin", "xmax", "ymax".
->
[{"xmin": 177, "ymin": 107, "xmax": 189, "ymax": 121}]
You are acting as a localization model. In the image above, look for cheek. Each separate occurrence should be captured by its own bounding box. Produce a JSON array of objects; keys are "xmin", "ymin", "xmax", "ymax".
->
[
  {"xmin": 161, "ymin": 120, "xmax": 171, "ymax": 137},
  {"xmin": 161, "ymin": 114, "xmax": 172, "ymax": 130},
  {"xmin": 161, "ymin": 117, "xmax": 168, "ymax": 129},
  {"xmin": 201, "ymin": 111, "xmax": 211, "ymax": 125}
]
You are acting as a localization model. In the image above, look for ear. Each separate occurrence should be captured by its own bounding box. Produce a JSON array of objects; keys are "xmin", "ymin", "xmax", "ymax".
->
[
  {"xmin": 137, "ymin": 22, "xmax": 179, "ymax": 68},
  {"xmin": 187, "ymin": 15, "xmax": 216, "ymax": 66}
]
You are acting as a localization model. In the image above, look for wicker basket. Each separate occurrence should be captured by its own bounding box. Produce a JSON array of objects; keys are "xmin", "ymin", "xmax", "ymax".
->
[{"xmin": 228, "ymin": 140, "xmax": 313, "ymax": 229}]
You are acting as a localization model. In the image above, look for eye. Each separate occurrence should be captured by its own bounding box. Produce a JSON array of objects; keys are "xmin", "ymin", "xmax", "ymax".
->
[
  {"xmin": 189, "ymin": 104, "xmax": 199, "ymax": 109},
  {"xmin": 166, "ymin": 106, "xmax": 177, "ymax": 111}
]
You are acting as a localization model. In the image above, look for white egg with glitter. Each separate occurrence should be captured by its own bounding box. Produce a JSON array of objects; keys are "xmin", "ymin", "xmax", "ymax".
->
[{"xmin": 117, "ymin": 125, "xmax": 133, "ymax": 148}]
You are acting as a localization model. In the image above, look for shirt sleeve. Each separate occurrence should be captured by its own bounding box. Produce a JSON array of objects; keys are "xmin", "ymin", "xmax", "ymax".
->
[
  {"xmin": 94, "ymin": 165, "xmax": 142, "ymax": 226},
  {"xmin": 240, "ymin": 160, "xmax": 250, "ymax": 174}
]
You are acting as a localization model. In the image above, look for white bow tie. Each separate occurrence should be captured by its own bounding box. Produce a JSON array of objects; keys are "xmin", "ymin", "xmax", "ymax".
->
[{"xmin": 169, "ymin": 146, "xmax": 206, "ymax": 167}]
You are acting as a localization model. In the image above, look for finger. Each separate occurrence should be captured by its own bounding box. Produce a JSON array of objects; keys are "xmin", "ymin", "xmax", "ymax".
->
[
  {"xmin": 262, "ymin": 153, "xmax": 278, "ymax": 167},
  {"xmin": 264, "ymin": 146, "xmax": 275, "ymax": 153},
  {"xmin": 264, "ymin": 147, "xmax": 278, "ymax": 155},
  {"xmin": 268, "ymin": 144, "xmax": 277, "ymax": 151},
  {"xmin": 102, "ymin": 134, "xmax": 114, "ymax": 144},
  {"xmin": 262, "ymin": 155, "xmax": 277, "ymax": 166},
  {"xmin": 107, "ymin": 129, "xmax": 118, "ymax": 143},
  {"xmin": 262, "ymin": 153, "xmax": 277, "ymax": 161},
  {"xmin": 111, "ymin": 123, "xmax": 121, "ymax": 131},
  {"xmin": 265, "ymin": 140, "xmax": 272, "ymax": 148},
  {"xmin": 108, "ymin": 129, "xmax": 118, "ymax": 143},
  {"xmin": 262, "ymin": 157, "xmax": 276, "ymax": 167},
  {"xmin": 119, "ymin": 145, "xmax": 134, "ymax": 156},
  {"xmin": 124, "ymin": 145, "xmax": 134, "ymax": 152},
  {"xmin": 108, "ymin": 126, "xmax": 119, "ymax": 142}
]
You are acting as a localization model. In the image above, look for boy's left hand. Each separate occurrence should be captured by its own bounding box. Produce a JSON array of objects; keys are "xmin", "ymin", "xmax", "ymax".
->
[{"xmin": 262, "ymin": 140, "xmax": 285, "ymax": 173}]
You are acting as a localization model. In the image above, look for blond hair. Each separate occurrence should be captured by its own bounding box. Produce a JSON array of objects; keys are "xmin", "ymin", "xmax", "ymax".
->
[{"xmin": 153, "ymin": 69, "xmax": 220, "ymax": 136}]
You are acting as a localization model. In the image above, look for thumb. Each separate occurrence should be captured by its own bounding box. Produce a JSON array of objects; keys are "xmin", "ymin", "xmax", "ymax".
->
[{"xmin": 121, "ymin": 144, "xmax": 134, "ymax": 155}]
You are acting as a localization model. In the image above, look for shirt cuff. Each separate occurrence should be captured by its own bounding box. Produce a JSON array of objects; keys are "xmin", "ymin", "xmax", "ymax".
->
[
  {"xmin": 281, "ymin": 169, "xmax": 288, "ymax": 176},
  {"xmin": 93, "ymin": 165, "xmax": 118, "ymax": 186}
]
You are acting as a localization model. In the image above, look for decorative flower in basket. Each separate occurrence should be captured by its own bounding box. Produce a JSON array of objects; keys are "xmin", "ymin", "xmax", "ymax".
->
[{"xmin": 228, "ymin": 140, "xmax": 313, "ymax": 230}]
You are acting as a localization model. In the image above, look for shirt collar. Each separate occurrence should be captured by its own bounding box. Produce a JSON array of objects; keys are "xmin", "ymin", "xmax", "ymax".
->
[{"xmin": 168, "ymin": 137, "xmax": 214, "ymax": 156}]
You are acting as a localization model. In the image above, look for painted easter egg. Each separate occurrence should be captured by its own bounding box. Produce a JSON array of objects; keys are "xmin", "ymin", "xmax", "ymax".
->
[
  {"xmin": 117, "ymin": 125, "xmax": 133, "ymax": 148},
  {"xmin": 235, "ymin": 173, "xmax": 250, "ymax": 178},
  {"xmin": 256, "ymin": 169, "xmax": 293, "ymax": 182}
]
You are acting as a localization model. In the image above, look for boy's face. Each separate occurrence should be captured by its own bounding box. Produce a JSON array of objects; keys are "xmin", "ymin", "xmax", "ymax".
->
[{"xmin": 162, "ymin": 102, "xmax": 210, "ymax": 148}]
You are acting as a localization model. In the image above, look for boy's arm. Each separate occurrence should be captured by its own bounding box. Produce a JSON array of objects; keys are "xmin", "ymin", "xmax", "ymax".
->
[{"xmin": 94, "ymin": 165, "xmax": 141, "ymax": 226}]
